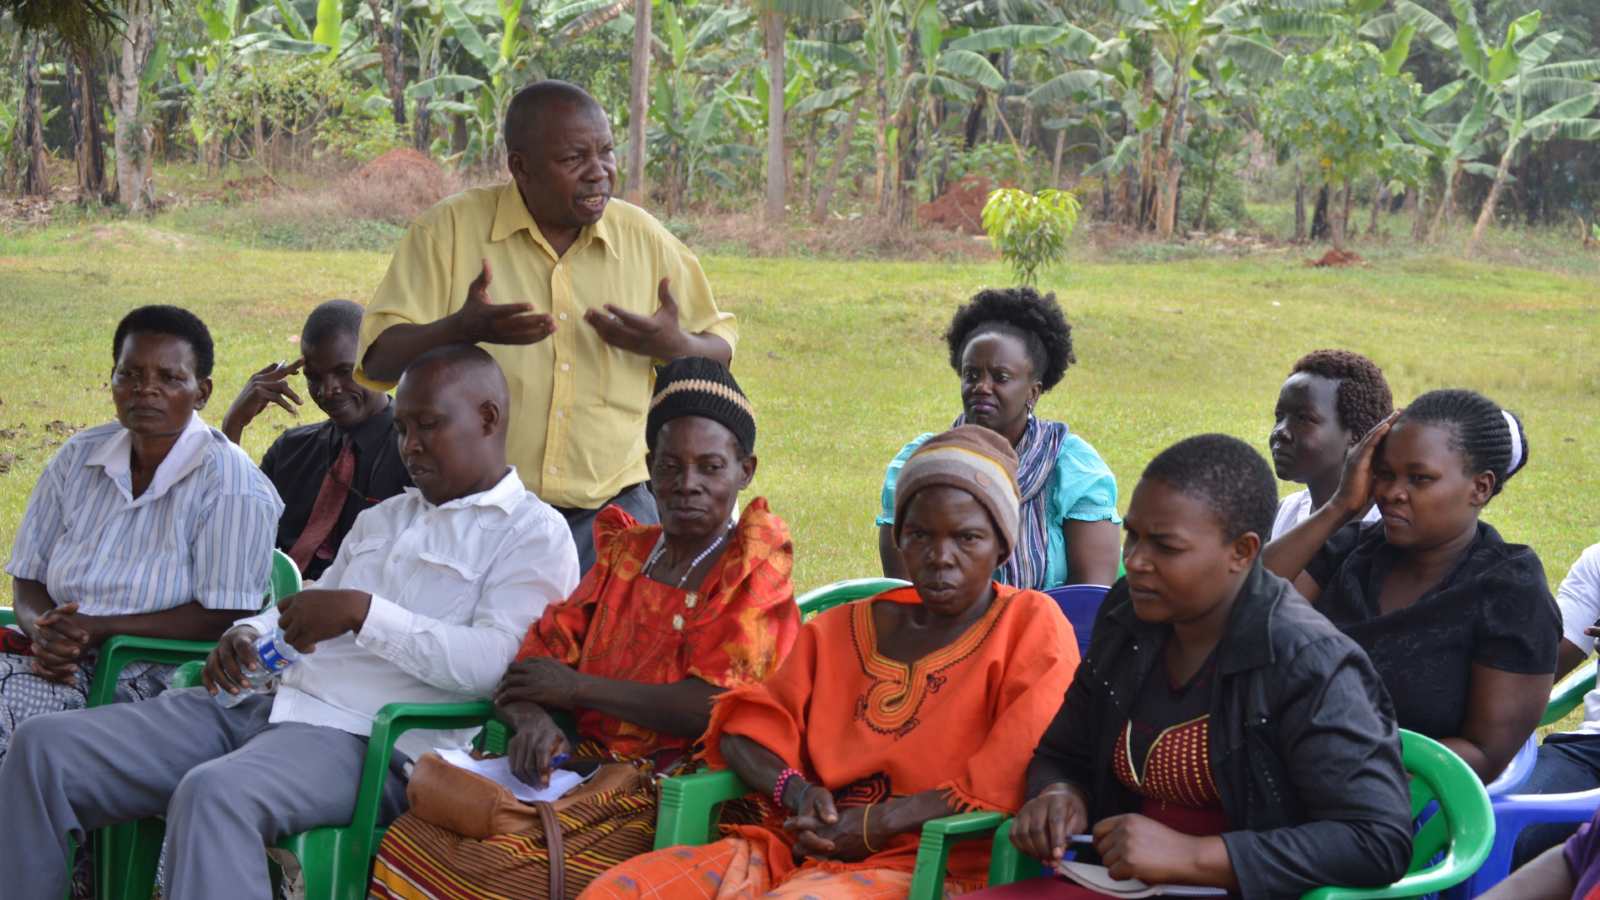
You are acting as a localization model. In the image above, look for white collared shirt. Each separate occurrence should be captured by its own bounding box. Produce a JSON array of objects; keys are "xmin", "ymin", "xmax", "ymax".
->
[
  {"xmin": 1553, "ymin": 543, "xmax": 1600, "ymax": 734},
  {"xmin": 234, "ymin": 467, "xmax": 580, "ymax": 761},
  {"xmin": 5, "ymin": 413, "xmax": 283, "ymax": 615},
  {"xmin": 1271, "ymin": 488, "xmax": 1382, "ymax": 540}
]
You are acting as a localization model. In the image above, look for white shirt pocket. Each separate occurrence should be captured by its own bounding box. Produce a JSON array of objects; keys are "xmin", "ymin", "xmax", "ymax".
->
[{"xmin": 404, "ymin": 551, "xmax": 484, "ymax": 622}]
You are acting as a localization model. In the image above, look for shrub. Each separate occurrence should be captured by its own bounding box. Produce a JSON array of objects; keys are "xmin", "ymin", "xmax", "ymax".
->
[{"xmin": 980, "ymin": 187, "xmax": 1081, "ymax": 286}]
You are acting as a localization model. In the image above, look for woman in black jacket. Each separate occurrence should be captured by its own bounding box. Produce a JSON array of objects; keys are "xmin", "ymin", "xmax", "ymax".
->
[{"xmin": 1011, "ymin": 434, "xmax": 1413, "ymax": 899}]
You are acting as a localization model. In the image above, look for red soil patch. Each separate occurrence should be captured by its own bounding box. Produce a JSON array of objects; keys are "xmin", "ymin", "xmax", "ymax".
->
[
  {"xmin": 917, "ymin": 175, "xmax": 994, "ymax": 235},
  {"xmin": 1306, "ymin": 248, "xmax": 1364, "ymax": 267},
  {"xmin": 336, "ymin": 148, "xmax": 452, "ymax": 224}
]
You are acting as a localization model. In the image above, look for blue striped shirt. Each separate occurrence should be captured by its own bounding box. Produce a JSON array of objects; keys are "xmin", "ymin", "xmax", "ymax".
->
[{"xmin": 5, "ymin": 413, "xmax": 284, "ymax": 615}]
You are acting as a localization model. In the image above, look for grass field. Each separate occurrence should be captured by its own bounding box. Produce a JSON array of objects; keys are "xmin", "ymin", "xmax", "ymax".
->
[{"xmin": 1, "ymin": 215, "xmax": 1598, "ymax": 604}]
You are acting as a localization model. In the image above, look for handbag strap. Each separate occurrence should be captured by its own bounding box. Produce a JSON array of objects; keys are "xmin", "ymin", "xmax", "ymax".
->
[{"xmin": 537, "ymin": 800, "xmax": 566, "ymax": 899}]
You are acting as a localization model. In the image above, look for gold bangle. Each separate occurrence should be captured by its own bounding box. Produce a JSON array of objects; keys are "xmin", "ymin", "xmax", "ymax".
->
[{"xmin": 861, "ymin": 801, "xmax": 879, "ymax": 853}]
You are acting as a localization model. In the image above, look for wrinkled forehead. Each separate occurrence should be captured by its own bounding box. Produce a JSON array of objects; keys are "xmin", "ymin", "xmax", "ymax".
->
[{"xmin": 117, "ymin": 331, "xmax": 197, "ymax": 371}]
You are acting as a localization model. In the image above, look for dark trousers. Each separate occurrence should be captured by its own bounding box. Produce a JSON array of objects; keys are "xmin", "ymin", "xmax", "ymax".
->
[
  {"xmin": 1512, "ymin": 733, "xmax": 1600, "ymax": 866},
  {"xmin": 556, "ymin": 482, "xmax": 658, "ymax": 574}
]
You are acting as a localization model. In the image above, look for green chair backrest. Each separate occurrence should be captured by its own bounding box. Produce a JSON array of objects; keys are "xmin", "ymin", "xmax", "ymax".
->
[
  {"xmin": 269, "ymin": 549, "xmax": 302, "ymax": 604},
  {"xmin": 1303, "ymin": 729, "xmax": 1493, "ymax": 899},
  {"xmin": 796, "ymin": 577, "xmax": 910, "ymax": 622},
  {"xmin": 1542, "ymin": 657, "xmax": 1597, "ymax": 727}
]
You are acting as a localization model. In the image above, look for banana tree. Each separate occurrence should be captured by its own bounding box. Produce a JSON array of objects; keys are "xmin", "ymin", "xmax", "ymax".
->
[{"xmin": 1440, "ymin": 1, "xmax": 1600, "ymax": 256}]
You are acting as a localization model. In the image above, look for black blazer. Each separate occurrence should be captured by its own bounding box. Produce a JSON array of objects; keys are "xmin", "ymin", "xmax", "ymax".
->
[{"xmin": 1026, "ymin": 563, "xmax": 1413, "ymax": 900}]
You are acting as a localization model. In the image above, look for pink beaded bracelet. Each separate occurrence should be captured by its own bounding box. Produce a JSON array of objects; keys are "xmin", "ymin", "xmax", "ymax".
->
[{"xmin": 773, "ymin": 767, "xmax": 804, "ymax": 809}]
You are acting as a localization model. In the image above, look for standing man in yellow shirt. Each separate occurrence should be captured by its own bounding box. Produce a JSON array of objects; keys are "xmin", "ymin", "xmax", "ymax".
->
[{"xmin": 357, "ymin": 80, "xmax": 737, "ymax": 571}]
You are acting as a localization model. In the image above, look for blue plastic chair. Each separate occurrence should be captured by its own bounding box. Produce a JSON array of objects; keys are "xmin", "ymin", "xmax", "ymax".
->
[
  {"xmin": 1455, "ymin": 658, "xmax": 1600, "ymax": 896},
  {"xmin": 1044, "ymin": 584, "xmax": 1109, "ymax": 659}
]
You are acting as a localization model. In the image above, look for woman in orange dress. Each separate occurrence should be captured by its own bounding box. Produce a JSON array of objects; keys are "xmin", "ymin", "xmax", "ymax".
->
[
  {"xmin": 370, "ymin": 357, "xmax": 799, "ymax": 899},
  {"xmin": 581, "ymin": 425, "xmax": 1081, "ymax": 899}
]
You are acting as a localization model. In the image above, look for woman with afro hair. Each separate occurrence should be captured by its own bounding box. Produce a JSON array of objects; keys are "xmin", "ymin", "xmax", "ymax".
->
[{"xmin": 875, "ymin": 287, "xmax": 1121, "ymax": 589}]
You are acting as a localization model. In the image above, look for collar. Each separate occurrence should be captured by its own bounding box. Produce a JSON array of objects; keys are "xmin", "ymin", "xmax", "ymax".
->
[
  {"xmin": 339, "ymin": 397, "xmax": 396, "ymax": 455},
  {"xmin": 83, "ymin": 412, "xmax": 212, "ymax": 503},
  {"xmin": 410, "ymin": 465, "xmax": 526, "ymax": 514},
  {"xmin": 489, "ymin": 182, "xmax": 621, "ymax": 261},
  {"xmin": 1104, "ymin": 562, "xmax": 1282, "ymax": 676}
]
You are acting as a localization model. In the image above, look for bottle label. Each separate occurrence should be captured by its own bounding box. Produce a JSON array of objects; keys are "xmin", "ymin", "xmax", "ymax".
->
[{"xmin": 256, "ymin": 637, "xmax": 296, "ymax": 673}]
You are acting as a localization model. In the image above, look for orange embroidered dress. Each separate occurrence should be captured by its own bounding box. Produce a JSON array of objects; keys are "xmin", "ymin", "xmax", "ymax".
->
[
  {"xmin": 581, "ymin": 584, "xmax": 1079, "ymax": 899},
  {"xmin": 370, "ymin": 499, "xmax": 799, "ymax": 899}
]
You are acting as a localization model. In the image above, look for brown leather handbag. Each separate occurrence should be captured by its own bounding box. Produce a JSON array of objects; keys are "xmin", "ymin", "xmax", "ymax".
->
[{"xmin": 405, "ymin": 752, "xmax": 656, "ymax": 899}]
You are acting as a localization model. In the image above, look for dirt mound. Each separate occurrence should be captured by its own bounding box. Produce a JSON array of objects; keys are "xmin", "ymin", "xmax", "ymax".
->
[
  {"xmin": 336, "ymin": 149, "xmax": 452, "ymax": 224},
  {"xmin": 1306, "ymin": 248, "xmax": 1364, "ymax": 267},
  {"xmin": 917, "ymin": 175, "xmax": 994, "ymax": 235}
]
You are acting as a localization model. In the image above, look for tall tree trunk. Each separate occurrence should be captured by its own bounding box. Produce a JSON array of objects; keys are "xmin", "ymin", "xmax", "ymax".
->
[
  {"xmin": 1311, "ymin": 185, "xmax": 1330, "ymax": 240},
  {"xmin": 762, "ymin": 9, "xmax": 786, "ymax": 223},
  {"xmin": 110, "ymin": 1, "xmax": 158, "ymax": 211},
  {"xmin": 20, "ymin": 36, "xmax": 49, "ymax": 197},
  {"xmin": 1153, "ymin": 55, "xmax": 1193, "ymax": 239},
  {"xmin": 1051, "ymin": 129, "xmax": 1066, "ymax": 188},
  {"xmin": 368, "ymin": 0, "xmax": 407, "ymax": 126},
  {"xmin": 1330, "ymin": 179, "xmax": 1352, "ymax": 252},
  {"xmin": 1409, "ymin": 184, "xmax": 1428, "ymax": 243},
  {"xmin": 1469, "ymin": 138, "xmax": 1516, "ymax": 258},
  {"xmin": 1367, "ymin": 181, "xmax": 1385, "ymax": 236},
  {"xmin": 1430, "ymin": 163, "xmax": 1458, "ymax": 242},
  {"xmin": 1135, "ymin": 61, "xmax": 1157, "ymax": 229},
  {"xmin": 68, "ymin": 49, "xmax": 108, "ymax": 202},
  {"xmin": 813, "ymin": 90, "xmax": 865, "ymax": 224},
  {"xmin": 1293, "ymin": 163, "xmax": 1307, "ymax": 243},
  {"xmin": 800, "ymin": 115, "xmax": 820, "ymax": 209},
  {"xmin": 624, "ymin": 0, "xmax": 652, "ymax": 204}
]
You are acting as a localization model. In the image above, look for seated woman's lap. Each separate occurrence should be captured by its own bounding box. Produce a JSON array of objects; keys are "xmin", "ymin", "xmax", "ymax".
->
[
  {"xmin": 577, "ymin": 836, "xmax": 965, "ymax": 900},
  {"xmin": 0, "ymin": 652, "xmax": 172, "ymax": 758}
]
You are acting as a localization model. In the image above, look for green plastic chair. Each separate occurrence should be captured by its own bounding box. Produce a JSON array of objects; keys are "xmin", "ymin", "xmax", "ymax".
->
[
  {"xmin": 1540, "ymin": 656, "xmax": 1597, "ymax": 727},
  {"xmin": 983, "ymin": 729, "xmax": 1493, "ymax": 899},
  {"xmin": 113, "ymin": 664, "xmax": 577, "ymax": 900},
  {"xmin": 655, "ymin": 768, "xmax": 1007, "ymax": 900},
  {"xmin": 795, "ymin": 577, "xmax": 908, "ymax": 621},
  {"xmin": 656, "ymin": 576, "xmax": 1003, "ymax": 900},
  {"xmin": 94, "ymin": 549, "xmax": 301, "ymax": 900}
]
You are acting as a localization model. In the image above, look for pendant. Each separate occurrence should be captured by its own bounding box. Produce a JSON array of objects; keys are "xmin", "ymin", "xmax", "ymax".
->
[
  {"xmin": 684, "ymin": 592, "xmax": 698, "ymax": 609},
  {"xmin": 671, "ymin": 614, "xmax": 685, "ymax": 631}
]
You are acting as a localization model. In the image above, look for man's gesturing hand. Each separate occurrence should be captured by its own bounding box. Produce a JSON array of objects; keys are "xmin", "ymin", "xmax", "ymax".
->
[{"xmin": 453, "ymin": 259, "xmax": 557, "ymax": 346}]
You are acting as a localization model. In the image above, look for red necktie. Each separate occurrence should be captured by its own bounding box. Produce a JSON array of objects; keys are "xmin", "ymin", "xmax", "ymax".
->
[{"xmin": 288, "ymin": 442, "xmax": 356, "ymax": 574}]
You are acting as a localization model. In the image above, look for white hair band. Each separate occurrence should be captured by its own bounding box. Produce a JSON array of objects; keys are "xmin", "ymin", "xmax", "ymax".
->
[{"xmin": 1502, "ymin": 409, "xmax": 1524, "ymax": 473}]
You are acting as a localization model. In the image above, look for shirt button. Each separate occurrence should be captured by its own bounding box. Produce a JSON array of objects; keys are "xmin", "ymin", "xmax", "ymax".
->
[
  {"xmin": 558, "ymin": 313, "xmax": 569, "ymax": 321},
  {"xmin": 548, "ymin": 465, "xmax": 558, "ymax": 474},
  {"xmin": 685, "ymin": 593, "xmax": 698, "ymax": 609},
  {"xmin": 560, "ymin": 362, "xmax": 571, "ymax": 372},
  {"xmin": 672, "ymin": 614, "xmax": 685, "ymax": 631}
]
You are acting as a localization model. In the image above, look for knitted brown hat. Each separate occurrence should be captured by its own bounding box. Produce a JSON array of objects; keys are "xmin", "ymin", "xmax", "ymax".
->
[{"xmin": 892, "ymin": 425, "xmax": 1021, "ymax": 559}]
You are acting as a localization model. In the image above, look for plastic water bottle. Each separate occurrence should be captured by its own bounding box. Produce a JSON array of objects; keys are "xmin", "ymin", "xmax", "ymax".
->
[{"xmin": 214, "ymin": 628, "xmax": 302, "ymax": 708}]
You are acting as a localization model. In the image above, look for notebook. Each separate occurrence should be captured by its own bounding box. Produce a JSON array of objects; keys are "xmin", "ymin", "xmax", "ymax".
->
[
  {"xmin": 436, "ymin": 747, "xmax": 594, "ymax": 804},
  {"xmin": 1055, "ymin": 861, "xmax": 1228, "ymax": 898}
]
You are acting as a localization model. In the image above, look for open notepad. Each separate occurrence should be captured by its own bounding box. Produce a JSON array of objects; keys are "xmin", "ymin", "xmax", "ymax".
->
[
  {"xmin": 1056, "ymin": 861, "xmax": 1228, "ymax": 898},
  {"xmin": 436, "ymin": 748, "xmax": 595, "ymax": 804}
]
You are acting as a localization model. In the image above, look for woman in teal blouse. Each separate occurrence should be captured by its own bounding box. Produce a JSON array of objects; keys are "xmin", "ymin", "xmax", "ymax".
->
[{"xmin": 876, "ymin": 288, "xmax": 1121, "ymax": 589}]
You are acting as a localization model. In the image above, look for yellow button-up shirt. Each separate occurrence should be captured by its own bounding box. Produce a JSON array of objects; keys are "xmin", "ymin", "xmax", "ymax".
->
[{"xmin": 357, "ymin": 184, "xmax": 737, "ymax": 509}]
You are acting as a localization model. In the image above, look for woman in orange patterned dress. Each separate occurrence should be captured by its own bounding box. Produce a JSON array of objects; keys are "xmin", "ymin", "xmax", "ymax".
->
[
  {"xmin": 581, "ymin": 425, "xmax": 1081, "ymax": 900},
  {"xmin": 370, "ymin": 357, "xmax": 799, "ymax": 899}
]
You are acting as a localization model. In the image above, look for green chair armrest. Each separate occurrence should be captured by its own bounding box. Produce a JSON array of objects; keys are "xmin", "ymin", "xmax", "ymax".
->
[
  {"xmin": 655, "ymin": 769, "xmax": 750, "ymax": 849},
  {"xmin": 348, "ymin": 701, "xmax": 496, "ymax": 839},
  {"xmin": 172, "ymin": 660, "xmax": 204, "ymax": 688},
  {"xmin": 987, "ymin": 818, "xmax": 1040, "ymax": 886},
  {"xmin": 88, "ymin": 635, "xmax": 217, "ymax": 707},
  {"xmin": 1543, "ymin": 657, "xmax": 1597, "ymax": 727},
  {"xmin": 907, "ymin": 811, "xmax": 1007, "ymax": 900},
  {"xmin": 0, "ymin": 607, "xmax": 15, "ymax": 627}
]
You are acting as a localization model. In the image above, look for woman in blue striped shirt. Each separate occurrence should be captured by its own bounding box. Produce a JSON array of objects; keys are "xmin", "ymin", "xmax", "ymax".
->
[{"xmin": 1, "ymin": 305, "xmax": 282, "ymax": 761}]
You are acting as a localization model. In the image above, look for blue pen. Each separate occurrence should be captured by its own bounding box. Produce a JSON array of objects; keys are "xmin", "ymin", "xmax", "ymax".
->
[{"xmin": 550, "ymin": 752, "xmax": 571, "ymax": 770}]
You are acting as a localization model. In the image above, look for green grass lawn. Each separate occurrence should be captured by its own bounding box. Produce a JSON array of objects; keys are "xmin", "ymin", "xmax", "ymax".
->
[{"xmin": 1, "ymin": 217, "xmax": 1598, "ymax": 603}]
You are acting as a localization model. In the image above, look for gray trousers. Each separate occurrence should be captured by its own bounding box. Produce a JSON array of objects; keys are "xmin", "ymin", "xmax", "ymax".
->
[
  {"xmin": 0, "ymin": 687, "xmax": 406, "ymax": 900},
  {"xmin": 556, "ymin": 481, "xmax": 658, "ymax": 574}
]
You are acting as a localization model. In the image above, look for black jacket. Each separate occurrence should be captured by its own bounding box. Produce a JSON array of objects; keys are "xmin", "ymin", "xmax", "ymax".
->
[{"xmin": 1026, "ymin": 563, "xmax": 1413, "ymax": 899}]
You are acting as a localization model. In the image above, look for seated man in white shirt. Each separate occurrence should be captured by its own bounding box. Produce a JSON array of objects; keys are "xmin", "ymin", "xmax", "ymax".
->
[
  {"xmin": 1509, "ymin": 541, "xmax": 1600, "ymax": 866},
  {"xmin": 0, "ymin": 345, "xmax": 580, "ymax": 900}
]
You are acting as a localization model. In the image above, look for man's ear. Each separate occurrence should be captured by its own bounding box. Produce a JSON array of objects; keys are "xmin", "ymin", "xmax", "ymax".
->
[
  {"xmin": 480, "ymin": 399, "xmax": 502, "ymax": 436},
  {"xmin": 738, "ymin": 453, "xmax": 758, "ymax": 489},
  {"xmin": 1229, "ymin": 531, "xmax": 1262, "ymax": 574},
  {"xmin": 195, "ymin": 377, "xmax": 213, "ymax": 410}
]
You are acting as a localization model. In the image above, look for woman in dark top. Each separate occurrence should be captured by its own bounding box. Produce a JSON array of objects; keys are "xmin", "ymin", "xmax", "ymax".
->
[
  {"xmin": 1011, "ymin": 435, "xmax": 1411, "ymax": 899},
  {"xmin": 1265, "ymin": 388, "xmax": 1559, "ymax": 782}
]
